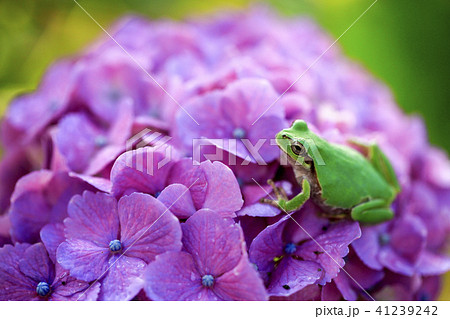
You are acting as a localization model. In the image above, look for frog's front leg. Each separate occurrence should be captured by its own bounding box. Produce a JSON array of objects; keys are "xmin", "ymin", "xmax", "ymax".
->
[
  {"xmin": 351, "ymin": 198, "xmax": 394, "ymax": 224},
  {"xmin": 261, "ymin": 178, "xmax": 311, "ymax": 212}
]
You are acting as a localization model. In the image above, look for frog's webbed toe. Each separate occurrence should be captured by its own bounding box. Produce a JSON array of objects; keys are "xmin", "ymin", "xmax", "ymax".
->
[
  {"xmin": 267, "ymin": 179, "xmax": 289, "ymax": 201},
  {"xmin": 260, "ymin": 178, "xmax": 311, "ymax": 212},
  {"xmin": 258, "ymin": 179, "xmax": 289, "ymax": 211}
]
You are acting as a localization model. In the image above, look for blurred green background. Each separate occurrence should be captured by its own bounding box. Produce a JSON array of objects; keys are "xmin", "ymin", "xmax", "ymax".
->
[{"xmin": 0, "ymin": 0, "xmax": 449, "ymax": 299}]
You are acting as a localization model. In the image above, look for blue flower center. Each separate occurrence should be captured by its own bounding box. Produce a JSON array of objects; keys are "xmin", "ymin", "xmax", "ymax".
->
[
  {"xmin": 36, "ymin": 282, "xmax": 51, "ymax": 297},
  {"xmin": 108, "ymin": 88, "xmax": 122, "ymax": 103},
  {"xmin": 148, "ymin": 108, "xmax": 161, "ymax": 119},
  {"xmin": 378, "ymin": 233, "xmax": 391, "ymax": 246},
  {"xmin": 154, "ymin": 191, "xmax": 161, "ymax": 198},
  {"xmin": 284, "ymin": 242, "xmax": 297, "ymax": 254},
  {"xmin": 95, "ymin": 135, "xmax": 108, "ymax": 148},
  {"xmin": 419, "ymin": 292, "xmax": 430, "ymax": 301},
  {"xmin": 109, "ymin": 239, "xmax": 122, "ymax": 252},
  {"xmin": 232, "ymin": 127, "xmax": 246, "ymax": 139},
  {"xmin": 201, "ymin": 274, "xmax": 214, "ymax": 288}
]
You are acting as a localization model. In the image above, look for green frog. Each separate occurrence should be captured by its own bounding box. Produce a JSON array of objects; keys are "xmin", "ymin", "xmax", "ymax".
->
[{"xmin": 262, "ymin": 120, "xmax": 400, "ymax": 224}]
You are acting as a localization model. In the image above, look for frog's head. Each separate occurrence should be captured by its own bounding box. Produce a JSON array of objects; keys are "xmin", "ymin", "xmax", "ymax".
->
[{"xmin": 276, "ymin": 120, "xmax": 314, "ymax": 170}]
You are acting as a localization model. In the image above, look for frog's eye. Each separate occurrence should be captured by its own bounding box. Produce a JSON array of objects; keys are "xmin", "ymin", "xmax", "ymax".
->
[{"xmin": 290, "ymin": 143, "xmax": 306, "ymax": 156}]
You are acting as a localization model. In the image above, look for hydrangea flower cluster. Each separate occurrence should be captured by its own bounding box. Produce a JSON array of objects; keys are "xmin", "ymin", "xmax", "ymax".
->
[{"xmin": 1, "ymin": 7, "xmax": 449, "ymax": 301}]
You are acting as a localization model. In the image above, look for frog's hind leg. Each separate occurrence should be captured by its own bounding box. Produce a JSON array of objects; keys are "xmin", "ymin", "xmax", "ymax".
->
[
  {"xmin": 260, "ymin": 179, "xmax": 311, "ymax": 212},
  {"xmin": 349, "ymin": 141, "xmax": 400, "ymax": 192},
  {"xmin": 351, "ymin": 199, "xmax": 394, "ymax": 224}
]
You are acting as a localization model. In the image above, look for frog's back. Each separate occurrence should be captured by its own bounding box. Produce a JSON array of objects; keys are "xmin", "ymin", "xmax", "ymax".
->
[{"xmin": 314, "ymin": 141, "xmax": 395, "ymax": 209}]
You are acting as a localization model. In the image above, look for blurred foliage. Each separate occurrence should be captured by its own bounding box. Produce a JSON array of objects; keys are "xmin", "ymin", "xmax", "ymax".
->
[{"xmin": 0, "ymin": 0, "xmax": 449, "ymax": 298}]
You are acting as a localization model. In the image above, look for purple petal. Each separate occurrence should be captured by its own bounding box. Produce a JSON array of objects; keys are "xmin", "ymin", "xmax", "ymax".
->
[
  {"xmin": 83, "ymin": 145, "xmax": 125, "ymax": 176},
  {"xmin": 352, "ymin": 224, "xmax": 385, "ymax": 270},
  {"xmin": 285, "ymin": 205, "xmax": 331, "ymax": 244},
  {"xmin": 10, "ymin": 189, "xmax": 51, "ymax": 243},
  {"xmin": 51, "ymin": 281, "xmax": 100, "ymax": 301},
  {"xmin": 390, "ymin": 215, "xmax": 427, "ymax": 262},
  {"xmin": 270, "ymin": 284, "xmax": 321, "ymax": 301},
  {"xmin": 222, "ymin": 78, "xmax": 284, "ymax": 124},
  {"xmin": 144, "ymin": 251, "xmax": 217, "ymax": 301},
  {"xmin": 77, "ymin": 54, "xmax": 148, "ymax": 123},
  {"xmin": 168, "ymin": 160, "xmax": 243, "ymax": 217},
  {"xmin": 57, "ymin": 192, "xmax": 119, "ymax": 281},
  {"xmin": 0, "ymin": 214, "xmax": 11, "ymax": 246},
  {"xmin": 378, "ymin": 246, "xmax": 415, "ymax": 276},
  {"xmin": 0, "ymin": 243, "xmax": 37, "ymax": 301},
  {"xmin": 334, "ymin": 253, "xmax": 385, "ymax": 301},
  {"xmin": 118, "ymin": 192, "xmax": 182, "ymax": 263},
  {"xmin": 57, "ymin": 240, "xmax": 110, "ymax": 282},
  {"xmin": 3, "ymin": 60, "xmax": 73, "ymax": 145},
  {"xmin": 298, "ymin": 221, "xmax": 361, "ymax": 284},
  {"xmin": 99, "ymin": 255, "xmax": 146, "ymax": 301},
  {"xmin": 182, "ymin": 209, "xmax": 244, "ymax": 276},
  {"xmin": 111, "ymin": 146, "xmax": 175, "ymax": 197},
  {"xmin": 249, "ymin": 216, "xmax": 286, "ymax": 273},
  {"xmin": 157, "ymin": 184, "xmax": 197, "ymax": 219},
  {"xmin": 9, "ymin": 171, "xmax": 53, "ymax": 242},
  {"xmin": 175, "ymin": 91, "xmax": 231, "ymax": 150},
  {"xmin": 416, "ymin": 251, "xmax": 450, "ymax": 276},
  {"xmin": 342, "ymin": 250, "xmax": 384, "ymax": 293},
  {"xmin": 68, "ymin": 172, "xmax": 112, "ymax": 193},
  {"xmin": 55, "ymin": 113, "xmax": 102, "ymax": 173},
  {"xmin": 175, "ymin": 78, "xmax": 284, "ymax": 158},
  {"xmin": 10, "ymin": 171, "xmax": 95, "ymax": 243},
  {"xmin": 214, "ymin": 255, "xmax": 268, "ymax": 300},
  {"xmin": 40, "ymin": 223, "xmax": 65, "ymax": 263},
  {"xmin": 65, "ymin": 191, "xmax": 119, "ymax": 245},
  {"xmin": 266, "ymin": 257, "xmax": 322, "ymax": 297},
  {"xmin": 106, "ymin": 98, "xmax": 134, "ymax": 143},
  {"xmin": 133, "ymin": 115, "xmax": 170, "ymax": 133},
  {"xmin": 247, "ymin": 115, "xmax": 287, "ymax": 162},
  {"xmin": 334, "ymin": 272, "xmax": 358, "ymax": 301},
  {"xmin": 167, "ymin": 158, "xmax": 208, "ymax": 209},
  {"xmin": 237, "ymin": 203, "xmax": 281, "ymax": 217},
  {"xmin": 50, "ymin": 264, "xmax": 98, "ymax": 301},
  {"xmin": 198, "ymin": 160, "xmax": 243, "ymax": 216}
]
